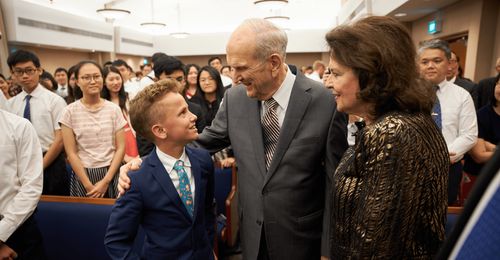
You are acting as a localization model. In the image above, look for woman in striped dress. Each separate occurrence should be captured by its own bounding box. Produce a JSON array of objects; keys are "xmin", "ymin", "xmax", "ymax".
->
[{"xmin": 60, "ymin": 61, "xmax": 126, "ymax": 198}]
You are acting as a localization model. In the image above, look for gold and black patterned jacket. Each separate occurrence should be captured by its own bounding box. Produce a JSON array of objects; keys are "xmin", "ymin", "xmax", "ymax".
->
[{"xmin": 330, "ymin": 112, "xmax": 449, "ymax": 259}]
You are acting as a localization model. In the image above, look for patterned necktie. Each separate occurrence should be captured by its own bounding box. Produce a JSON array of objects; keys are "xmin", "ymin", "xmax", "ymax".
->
[
  {"xmin": 173, "ymin": 160, "xmax": 194, "ymax": 216},
  {"xmin": 432, "ymin": 86, "xmax": 442, "ymax": 129},
  {"xmin": 23, "ymin": 94, "xmax": 32, "ymax": 121},
  {"xmin": 262, "ymin": 98, "xmax": 280, "ymax": 171}
]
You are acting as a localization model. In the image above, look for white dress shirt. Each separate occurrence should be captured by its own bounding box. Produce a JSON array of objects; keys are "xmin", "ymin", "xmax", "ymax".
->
[
  {"xmin": 56, "ymin": 84, "xmax": 69, "ymax": 98},
  {"xmin": 156, "ymin": 147, "xmax": 196, "ymax": 203},
  {"xmin": 306, "ymin": 71, "xmax": 322, "ymax": 82},
  {"xmin": 124, "ymin": 80, "xmax": 142, "ymax": 100},
  {"xmin": 0, "ymin": 91, "xmax": 6, "ymax": 110},
  {"xmin": 5, "ymin": 84, "xmax": 67, "ymax": 152},
  {"xmin": 221, "ymin": 75, "xmax": 233, "ymax": 87},
  {"xmin": 260, "ymin": 64, "xmax": 296, "ymax": 127},
  {"xmin": 139, "ymin": 70, "xmax": 155, "ymax": 89},
  {"xmin": 437, "ymin": 79, "xmax": 478, "ymax": 162},
  {"xmin": 0, "ymin": 109, "xmax": 43, "ymax": 242}
]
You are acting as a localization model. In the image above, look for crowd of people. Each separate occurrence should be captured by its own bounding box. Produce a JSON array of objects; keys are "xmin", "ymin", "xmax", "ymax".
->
[{"xmin": 0, "ymin": 15, "xmax": 499, "ymax": 260}]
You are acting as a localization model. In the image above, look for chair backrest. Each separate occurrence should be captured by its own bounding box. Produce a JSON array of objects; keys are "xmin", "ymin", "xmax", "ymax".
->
[
  {"xmin": 34, "ymin": 196, "xmax": 145, "ymax": 260},
  {"xmin": 214, "ymin": 166, "xmax": 233, "ymax": 215},
  {"xmin": 437, "ymin": 147, "xmax": 500, "ymax": 259}
]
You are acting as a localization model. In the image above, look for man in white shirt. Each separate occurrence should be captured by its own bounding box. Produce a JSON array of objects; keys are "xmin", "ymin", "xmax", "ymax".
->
[
  {"xmin": 418, "ymin": 39, "xmax": 478, "ymax": 205},
  {"xmin": 306, "ymin": 60, "xmax": 326, "ymax": 83},
  {"xmin": 6, "ymin": 50, "xmax": 69, "ymax": 196},
  {"xmin": 0, "ymin": 109, "xmax": 45, "ymax": 259},
  {"xmin": 54, "ymin": 67, "xmax": 69, "ymax": 99},
  {"xmin": 208, "ymin": 56, "xmax": 233, "ymax": 87},
  {"xmin": 112, "ymin": 59, "xmax": 141, "ymax": 100},
  {"xmin": 139, "ymin": 52, "xmax": 168, "ymax": 89}
]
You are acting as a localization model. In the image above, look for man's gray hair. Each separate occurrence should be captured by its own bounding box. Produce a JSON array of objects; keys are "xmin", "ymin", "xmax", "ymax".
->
[
  {"xmin": 240, "ymin": 18, "xmax": 288, "ymax": 61},
  {"xmin": 418, "ymin": 39, "xmax": 451, "ymax": 60}
]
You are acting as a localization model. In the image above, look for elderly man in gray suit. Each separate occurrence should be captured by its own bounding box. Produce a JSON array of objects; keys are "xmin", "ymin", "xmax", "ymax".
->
[{"xmin": 119, "ymin": 18, "xmax": 347, "ymax": 260}]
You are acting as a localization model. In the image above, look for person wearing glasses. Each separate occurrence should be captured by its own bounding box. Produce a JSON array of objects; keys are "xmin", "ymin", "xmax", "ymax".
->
[
  {"xmin": 5, "ymin": 50, "xmax": 69, "ymax": 196},
  {"xmin": 59, "ymin": 61, "xmax": 126, "ymax": 198},
  {"xmin": 446, "ymin": 51, "xmax": 477, "ymax": 108}
]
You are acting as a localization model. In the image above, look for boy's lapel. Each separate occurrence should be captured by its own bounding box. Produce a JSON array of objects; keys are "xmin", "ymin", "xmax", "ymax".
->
[
  {"xmin": 148, "ymin": 150, "xmax": 193, "ymax": 221},
  {"xmin": 186, "ymin": 147, "xmax": 202, "ymax": 221}
]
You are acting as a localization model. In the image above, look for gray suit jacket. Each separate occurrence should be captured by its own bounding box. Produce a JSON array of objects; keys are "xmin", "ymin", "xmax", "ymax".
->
[{"xmin": 196, "ymin": 71, "xmax": 347, "ymax": 259}]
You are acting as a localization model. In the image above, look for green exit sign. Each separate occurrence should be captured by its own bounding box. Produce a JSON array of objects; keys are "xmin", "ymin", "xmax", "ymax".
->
[{"xmin": 428, "ymin": 20, "xmax": 442, "ymax": 35}]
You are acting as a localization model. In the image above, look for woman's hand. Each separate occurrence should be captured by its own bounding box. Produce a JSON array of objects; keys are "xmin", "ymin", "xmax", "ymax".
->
[{"xmin": 87, "ymin": 180, "xmax": 109, "ymax": 198}]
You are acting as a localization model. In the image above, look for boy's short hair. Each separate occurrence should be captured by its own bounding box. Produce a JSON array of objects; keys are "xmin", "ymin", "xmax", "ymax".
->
[
  {"xmin": 129, "ymin": 79, "xmax": 181, "ymax": 142},
  {"xmin": 54, "ymin": 67, "xmax": 68, "ymax": 75},
  {"xmin": 7, "ymin": 50, "xmax": 41, "ymax": 69}
]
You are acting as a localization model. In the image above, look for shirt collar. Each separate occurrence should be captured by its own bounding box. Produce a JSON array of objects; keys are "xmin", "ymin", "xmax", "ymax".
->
[
  {"xmin": 20, "ymin": 83, "xmax": 44, "ymax": 99},
  {"xmin": 437, "ymin": 79, "xmax": 448, "ymax": 91},
  {"xmin": 156, "ymin": 147, "xmax": 191, "ymax": 173},
  {"xmin": 448, "ymin": 76, "xmax": 457, "ymax": 84},
  {"xmin": 266, "ymin": 64, "xmax": 296, "ymax": 111}
]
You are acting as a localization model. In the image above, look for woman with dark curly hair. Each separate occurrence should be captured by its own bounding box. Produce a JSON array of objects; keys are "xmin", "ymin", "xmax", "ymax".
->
[{"xmin": 326, "ymin": 16, "xmax": 449, "ymax": 259}]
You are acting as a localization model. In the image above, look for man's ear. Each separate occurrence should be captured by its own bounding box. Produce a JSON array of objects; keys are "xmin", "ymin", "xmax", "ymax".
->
[
  {"xmin": 270, "ymin": 54, "xmax": 283, "ymax": 77},
  {"xmin": 151, "ymin": 124, "xmax": 168, "ymax": 139}
]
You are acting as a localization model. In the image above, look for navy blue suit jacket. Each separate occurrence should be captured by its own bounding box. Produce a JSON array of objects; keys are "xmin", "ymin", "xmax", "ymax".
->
[{"xmin": 104, "ymin": 147, "xmax": 215, "ymax": 260}]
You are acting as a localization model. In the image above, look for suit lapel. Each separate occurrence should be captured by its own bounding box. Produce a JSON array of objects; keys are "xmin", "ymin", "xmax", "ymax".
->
[
  {"xmin": 264, "ymin": 75, "xmax": 311, "ymax": 184},
  {"xmin": 186, "ymin": 147, "xmax": 202, "ymax": 221},
  {"xmin": 148, "ymin": 150, "xmax": 193, "ymax": 221},
  {"xmin": 246, "ymin": 97, "xmax": 267, "ymax": 178}
]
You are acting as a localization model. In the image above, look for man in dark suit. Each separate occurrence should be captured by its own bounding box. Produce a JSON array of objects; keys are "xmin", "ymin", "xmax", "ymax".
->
[
  {"xmin": 119, "ymin": 18, "xmax": 347, "ymax": 259},
  {"xmin": 194, "ymin": 19, "xmax": 347, "ymax": 259},
  {"xmin": 447, "ymin": 51, "xmax": 478, "ymax": 108}
]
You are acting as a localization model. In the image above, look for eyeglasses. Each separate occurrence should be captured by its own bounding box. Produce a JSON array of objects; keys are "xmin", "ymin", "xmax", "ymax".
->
[
  {"xmin": 12, "ymin": 67, "xmax": 38, "ymax": 77},
  {"xmin": 166, "ymin": 76, "xmax": 185, "ymax": 83},
  {"xmin": 79, "ymin": 74, "xmax": 103, "ymax": 82}
]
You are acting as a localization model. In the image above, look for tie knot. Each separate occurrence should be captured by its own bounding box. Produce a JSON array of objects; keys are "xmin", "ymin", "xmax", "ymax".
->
[
  {"xmin": 25, "ymin": 95, "xmax": 32, "ymax": 101},
  {"xmin": 173, "ymin": 160, "xmax": 184, "ymax": 170},
  {"xmin": 434, "ymin": 85, "xmax": 440, "ymax": 92},
  {"xmin": 265, "ymin": 98, "xmax": 278, "ymax": 110}
]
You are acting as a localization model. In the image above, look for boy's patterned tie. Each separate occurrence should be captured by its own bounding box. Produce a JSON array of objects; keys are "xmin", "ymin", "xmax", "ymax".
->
[{"xmin": 173, "ymin": 160, "xmax": 194, "ymax": 216}]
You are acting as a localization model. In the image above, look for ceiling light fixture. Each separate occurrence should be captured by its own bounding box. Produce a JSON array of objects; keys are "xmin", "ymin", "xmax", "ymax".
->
[
  {"xmin": 141, "ymin": 0, "xmax": 166, "ymax": 34},
  {"xmin": 170, "ymin": 2, "xmax": 190, "ymax": 39},
  {"xmin": 394, "ymin": 13, "xmax": 407, "ymax": 17},
  {"xmin": 254, "ymin": 0, "xmax": 288, "ymax": 11},
  {"xmin": 96, "ymin": 7, "xmax": 130, "ymax": 20},
  {"xmin": 170, "ymin": 32, "xmax": 190, "ymax": 39},
  {"xmin": 264, "ymin": 15, "xmax": 290, "ymax": 30}
]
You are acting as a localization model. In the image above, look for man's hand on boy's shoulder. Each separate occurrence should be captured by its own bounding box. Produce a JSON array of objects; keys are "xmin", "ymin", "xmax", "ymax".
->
[
  {"xmin": 0, "ymin": 242, "xmax": 17, "ymax": 260},
  {"xmin": 117, "ymin": 158, "xmax": 143, "ymax": 198}
]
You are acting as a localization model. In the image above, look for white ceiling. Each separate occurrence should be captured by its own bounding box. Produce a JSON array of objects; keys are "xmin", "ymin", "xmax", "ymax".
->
[{"xmin": 23, "ymin": 0, "xmax": 342, "ymax": 34}]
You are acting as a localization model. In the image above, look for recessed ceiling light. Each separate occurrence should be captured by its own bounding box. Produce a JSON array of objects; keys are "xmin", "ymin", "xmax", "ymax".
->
[{"xmin": 394, "ymin": 13, "xmax": 407, "ymax": 17}]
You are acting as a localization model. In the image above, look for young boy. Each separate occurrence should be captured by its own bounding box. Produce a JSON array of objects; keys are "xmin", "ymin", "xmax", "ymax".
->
[{"xmin": 104, "ymin": 79, "xmax": 215, "ymax": 259}]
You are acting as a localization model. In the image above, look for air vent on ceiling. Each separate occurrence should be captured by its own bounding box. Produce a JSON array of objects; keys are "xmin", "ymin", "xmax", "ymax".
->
[
  {"xmin": 121, "ymin": 38, "xmax": 153, "ymax": 47},
  {"xmin": 18, "ymin": 17, "xmax": 112, "ymax": 40}
]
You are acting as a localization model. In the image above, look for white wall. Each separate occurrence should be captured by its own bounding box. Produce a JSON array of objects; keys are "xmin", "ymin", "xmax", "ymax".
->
[{"xmin": 2, "ymin": 0, "xmax": 114, "ymax": 52}]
